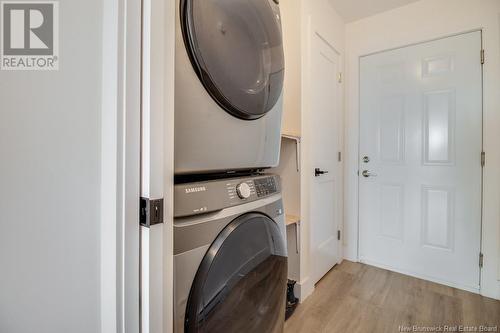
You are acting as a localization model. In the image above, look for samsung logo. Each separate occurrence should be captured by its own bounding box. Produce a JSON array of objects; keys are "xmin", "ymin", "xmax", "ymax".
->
[{"xmin": 185, "ymin": 186, "xmax": 207, "ymax": 194}]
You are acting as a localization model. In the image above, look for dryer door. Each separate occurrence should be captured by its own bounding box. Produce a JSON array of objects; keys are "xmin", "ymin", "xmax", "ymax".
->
[
  {"xmin": 185, "ymin": 212, "xmax": 287, "ymax": 333},
  {"xmin": 181, "ymin": 0, "xmax": 284, "ymax": 120}
]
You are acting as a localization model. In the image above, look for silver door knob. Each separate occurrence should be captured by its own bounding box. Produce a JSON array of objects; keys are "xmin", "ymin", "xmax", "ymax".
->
[{"xmin": 362, "ymin": 170, "xmax": 377, "ymax": 178}]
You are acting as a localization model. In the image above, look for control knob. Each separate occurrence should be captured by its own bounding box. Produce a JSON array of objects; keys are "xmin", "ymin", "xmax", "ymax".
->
[{"xmin": 236, "ymin": 183, "xmax": 251, "ymax": 199}]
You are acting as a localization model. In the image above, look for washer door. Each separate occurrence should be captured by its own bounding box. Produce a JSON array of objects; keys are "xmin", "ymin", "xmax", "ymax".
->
[
  {"xmin": 181, "ymin": 0, "xmax": 284, "ymax": 120},
  {"xmin": 185, "ymin": 213, "xmax": 287, "ymax": 333}
]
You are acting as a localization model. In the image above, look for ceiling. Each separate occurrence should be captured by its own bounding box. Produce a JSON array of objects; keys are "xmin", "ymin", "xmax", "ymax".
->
[{"xmin": 329, "ymin": 0, "xmax": 421, "ymax": 22}]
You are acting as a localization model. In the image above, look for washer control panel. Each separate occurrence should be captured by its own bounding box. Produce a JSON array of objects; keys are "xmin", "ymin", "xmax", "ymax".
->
[
  {"xmin": 226, "ymin": 179, "xmax": 256, "ymax": 201},
  {"xmin": 254, "ymin": 177, "xmax": 278, "ymax": 197},
  {"xmin": 236, "ymin": 182, "xmax": 252, "ymax": 199},
  {"xmin": 174, "ymin": 175, "xmax": 281, "ymax": 218}
]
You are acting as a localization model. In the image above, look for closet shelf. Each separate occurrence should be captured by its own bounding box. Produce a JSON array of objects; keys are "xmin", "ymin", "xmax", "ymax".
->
[
  {"xmin": 281, "ymin": 132, "xmax": 301, "ymax": 142},
  {"xmin": 281, "ymin": 133, "xmax": 301, "ymax": 172},
  {"xmin": 286, "ymin": 214, "xmax": 300, "ymax": 226}
]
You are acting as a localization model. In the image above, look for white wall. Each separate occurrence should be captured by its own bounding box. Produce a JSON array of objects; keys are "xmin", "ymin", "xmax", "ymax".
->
[
  {"xmin": 344, "ymin": 0, "xmax": 500, "ymax": 300},
  {"xmin": 298, "ymin": 0, "xmax": 345, "ymax": 300},
  {"xmin": 269, "ymin": 139, "xmax": 301, "ymax": 280},
  {"xmin": 0, "ymin": 1, "xmax": 104, "ymax": 332},
  {"xmin": 281, "ymin": 0, "xmax": 302, "ymax": 136}
]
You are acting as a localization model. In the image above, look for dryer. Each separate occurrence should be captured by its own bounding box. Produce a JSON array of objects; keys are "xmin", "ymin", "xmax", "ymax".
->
[
  {"xmin": 174, "ymin": 174, "xmax": 287, "ymax": 333},
  {"xmin": 175, "ymin": 0, "xmax": 285, "ymax": 175}
]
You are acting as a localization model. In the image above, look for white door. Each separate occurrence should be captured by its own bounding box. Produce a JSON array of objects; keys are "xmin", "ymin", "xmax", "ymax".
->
[
  {"xmin": 310, "ymin": 31, "xmax": 342, "ymax": 285},
  {"xmin": 359, "ymin": 31, "xmax": 482, "ymax": 291}
]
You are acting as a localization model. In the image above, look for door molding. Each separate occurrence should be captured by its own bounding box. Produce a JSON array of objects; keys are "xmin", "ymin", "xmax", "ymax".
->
[
  {"xmin": 140, "ymin": 0, "xmax": 175, "ymax": 332},
  {"xmin": 100, "ymin": 0, "xmax": 143, "ymax": 331},
  {"xmin": 359, "ymin": 28, "xmax": 482, "ymax": 59}
]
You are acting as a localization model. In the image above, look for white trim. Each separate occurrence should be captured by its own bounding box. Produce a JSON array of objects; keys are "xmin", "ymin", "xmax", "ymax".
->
[
  {"xmin": 100, "ymin": 0, "xmax": 142, "ymax": 326},
  {"xmin": 359, "ymin": 28, "xmax": 483, "ymax": 59},
  {"xmin": 140, "ymin": 230, "xmax": 151, "ymax": 333},
  {"xmin": 140, "ymin": 0, "xmax": 175, "ymax": 331},
  {"xmin": 101, "ymin": 0, "xmax": 143, "ymax": 331},
  {"xmin": 121, "ymin": 0, "xmax": 143, "ymax": 328},
  {"xmin": 296, "ymin": 276, "xmax": 315, "ymax": 302},
  {"xmin": 100, "ymin": 0, "xmax": 119, "ymax": 331}
]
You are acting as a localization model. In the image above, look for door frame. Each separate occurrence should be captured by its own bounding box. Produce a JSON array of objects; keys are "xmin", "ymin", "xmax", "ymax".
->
[
  {"xmin": 140, "ymin": 0, "xmax": 175, "ymax": 332},
  {"xmin": 100, "ymin": 0, "xmax": 175, "ymax": 331},
  {"xmin": 100, "ymin": 0, "xmax": 142, "ymax": 331},
  {"xmin": 353, "ymin": 29, "xmax": 484, "ymax": 292}
]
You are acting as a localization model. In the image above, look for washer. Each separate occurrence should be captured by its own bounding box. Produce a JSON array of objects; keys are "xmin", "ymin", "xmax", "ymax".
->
[
  {"xmin": 174, "ymin": 174, "xmax": 287, "ymax": 333},
  {"xmin": 175, "ymin": 0, "xmax": 285, "ymax": 175}
]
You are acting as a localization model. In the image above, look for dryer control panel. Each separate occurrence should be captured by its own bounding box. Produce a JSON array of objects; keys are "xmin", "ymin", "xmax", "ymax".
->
[{"xmin": 174, "ymin": 174, "xmax": 281, "ymax": 218}]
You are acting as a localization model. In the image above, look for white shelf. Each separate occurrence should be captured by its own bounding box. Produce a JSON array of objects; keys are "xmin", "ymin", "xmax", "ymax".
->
[
  {"xmin": 281, "ymin": 132, "xmax": 301, "ymax": 142},
  {"xmin": 281, "ymin": 133, "xmax": 301, "ymax": 172},
  {"xmin": 286, "ymin": 214, "xmax": 300, "ymax": 226}
]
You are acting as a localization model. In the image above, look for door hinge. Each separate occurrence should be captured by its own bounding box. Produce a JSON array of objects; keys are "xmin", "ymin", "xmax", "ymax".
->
[
  {"xmin": 337, "ymin": 230, "xmax": 341, "ymax": 241},
  {"xmin": 140, "ymin": 197, "xmax": 164, "ymax": 227},
  {"xmin": 479, "ymin": 252, "xmax": 484, "ymax": 268},
  {"xmin": 338, "ymin": 151, "xmax": 342, "ymax": 162},
  {"xmin": 480, "ymin": 49, "xmax": 485, "ymax": 64},
  {"xmin": 481, "ymin": 151, "xmax": 485, "ymax": 167},
  {"xmin": 338, "ymin": 72, "xmax": 342, "ymax": 83}
]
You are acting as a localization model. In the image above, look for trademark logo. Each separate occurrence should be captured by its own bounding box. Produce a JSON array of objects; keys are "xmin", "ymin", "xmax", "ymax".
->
[
  {"xmin": 185, "ymin": 186, "xmax": 207, "ymax": 194},
  {"xmin": 1, "ymin": 1, "xmax": 58, "ymax": 70}
]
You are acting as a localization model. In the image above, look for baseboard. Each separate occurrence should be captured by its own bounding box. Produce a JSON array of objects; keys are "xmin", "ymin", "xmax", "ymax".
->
[
  {"xmin": 480, "ymin": 280, "xmax": 500, "ymax": 300},
  {"xmin": 296, "ymin": 276, "xmax": 314, "ymax": 303},
  {"xmin": 342, "ymin": 246, "xmax": 358, "ymax": 262}
]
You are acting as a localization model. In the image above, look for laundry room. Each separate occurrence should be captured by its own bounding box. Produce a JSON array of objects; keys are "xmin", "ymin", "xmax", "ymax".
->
[
  {"xmin": 110, "ymin": 0, "xmax": 500, "ymax": 329},
  {"xmin": 1, "ymin": 0, "xmax": 500, "ymax": 333}
]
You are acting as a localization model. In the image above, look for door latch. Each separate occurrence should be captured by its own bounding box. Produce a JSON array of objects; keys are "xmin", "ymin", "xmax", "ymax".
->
[{"xmin": 140, "ymin": 197, "xmax": 164, "ymax": 227}]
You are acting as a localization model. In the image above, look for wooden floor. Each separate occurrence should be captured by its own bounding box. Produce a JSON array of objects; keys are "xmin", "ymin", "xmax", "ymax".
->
[{"xmin": 285, "ymin": 261, "xmax": 500, "ymax": 333}]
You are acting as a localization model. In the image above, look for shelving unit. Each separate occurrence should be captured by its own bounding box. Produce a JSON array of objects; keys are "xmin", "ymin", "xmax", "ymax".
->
[
  {"xmin": 270, "ymin": 135, "xmax": 301, "ymax": 281},
  {"xmin": 281, "ymin": 133, "xmax": 301, "ymax": 172}
]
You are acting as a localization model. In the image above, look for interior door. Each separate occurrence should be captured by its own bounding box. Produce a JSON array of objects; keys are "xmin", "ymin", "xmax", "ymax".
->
[
  {"xmin": 359, "ymin": 31, "xmax": 482, "ymax": 291},
  {"xmin": 310, "ymin": 31, "xmax": 341, "ymax": 285}
]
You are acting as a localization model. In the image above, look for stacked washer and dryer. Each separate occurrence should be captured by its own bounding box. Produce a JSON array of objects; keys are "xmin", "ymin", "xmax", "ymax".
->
[{"xmin": 173, "ymin": 0, "xmax": 287, "ymax": 332}]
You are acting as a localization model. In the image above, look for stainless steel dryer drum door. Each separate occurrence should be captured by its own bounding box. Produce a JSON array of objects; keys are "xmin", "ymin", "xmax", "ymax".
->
[
  {"xmin": 180, "ymin": 0, "xmax": 284, "ymax": 120},
  {"xmin": 184, "ymin": 213, "xmax": 287, "ymax": 333},
  {"xmin": 175, "ymin": 0, "xmax": 285, "ymax": 175}
]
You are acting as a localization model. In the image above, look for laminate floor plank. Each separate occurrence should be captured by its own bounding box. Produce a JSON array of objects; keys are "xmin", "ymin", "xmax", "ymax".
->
[{"xmin": 284, "ymin": 261, "xmax": 500, "ymax": 333}]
